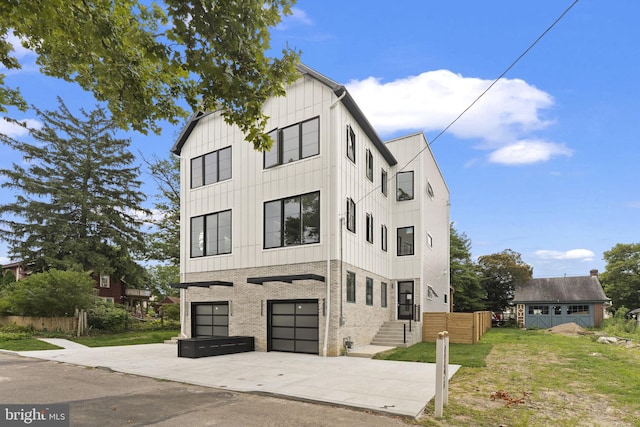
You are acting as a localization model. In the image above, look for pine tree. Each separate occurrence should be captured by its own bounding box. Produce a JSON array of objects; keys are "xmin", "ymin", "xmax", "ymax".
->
[{"xmin": 0, "ymin": 98, "xmax": 149, "ymax": 282}]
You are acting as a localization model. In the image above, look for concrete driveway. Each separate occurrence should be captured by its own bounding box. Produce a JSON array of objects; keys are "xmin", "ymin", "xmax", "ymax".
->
[{"xmin": 16, "ymin": 341, "xmax": 459, "ymax": 418}]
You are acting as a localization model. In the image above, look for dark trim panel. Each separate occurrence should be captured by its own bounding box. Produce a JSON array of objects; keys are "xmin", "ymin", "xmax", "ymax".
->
[
  {"xmin": 247, "ymin": 274, "xmax": 325, "ymax": 285},
  {"xmin": 171, "ymin": 281, "xmax": 234, "ymax": 289}
]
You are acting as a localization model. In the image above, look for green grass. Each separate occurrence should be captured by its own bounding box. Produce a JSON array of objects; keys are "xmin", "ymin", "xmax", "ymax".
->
[
  {"xmin": 385, "ymin": 328, "xmax": 640, "ymax": 426},
  {"xmin": 374, "ymin": 340, "xmax": 492, "ymax": 368},
  {"xmin": 0, "ymin": 337, "xmax": 62, "ymax": 351},
  {"xmin": 70, "ymin": 329, "xmax": 179, "ymax": 347}
]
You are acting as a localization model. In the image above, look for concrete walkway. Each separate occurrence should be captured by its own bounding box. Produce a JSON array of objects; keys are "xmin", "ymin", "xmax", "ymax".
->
[
  {"xmin": 17, "ymin": 343, "xmax": 459, "ymax": 418},
  {"xmin": 37, "ymin": 338, "xmax": 89, "ymax": 349}
]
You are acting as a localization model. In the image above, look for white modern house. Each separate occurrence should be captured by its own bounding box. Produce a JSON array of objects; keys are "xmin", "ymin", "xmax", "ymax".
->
[{"xmin": 171, "ymin": 64, "xmax": 450, "ymax": 356}]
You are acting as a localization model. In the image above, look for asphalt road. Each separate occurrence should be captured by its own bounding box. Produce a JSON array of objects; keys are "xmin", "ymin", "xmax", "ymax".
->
[{"xmin": 0, "ymin": 352, "xmax": 408, "ymax": 426}]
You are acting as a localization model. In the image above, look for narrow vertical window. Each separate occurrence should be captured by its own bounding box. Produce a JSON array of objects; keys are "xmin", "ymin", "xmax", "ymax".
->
[
  {"xmin": 381, "ymin": 224, "xmax": 388, "ymax": 252},
  {"xmin": 346, "ymin": 125, "xmax": 356, "ymax": 163},
  {"xmin": 346, "ymin": 198, "xmax": 356, "ymax": 233},
  {"xmin": 366, "ymin": 278, "xmax": 373, "ymax": 306},
  {"xmin": 365, "ymin": 213, "xmax": 373, "ymax": 243},
  {"xmin": 381, "ymin": 282, "xmax": 387, "ymax": 307},
  {"xmin": 365, "ymin": 149, "xmax": 373, "ymax": 181},
  {"xmin": 381, "ymin": 169, "xmax": 388, "ymax": 196},
  {"xmin": 346, "ymin": 271, "xmax": 356, "ymax": 303}
]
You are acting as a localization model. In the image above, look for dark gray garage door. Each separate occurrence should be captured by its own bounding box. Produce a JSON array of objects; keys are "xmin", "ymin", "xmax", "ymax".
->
[
  {"xmin": 268, "ymin": 300, "xmax": 318, "ymax": 354},
  {"xmin": 192, "ymin": 302, "xmax": 229, "ymax": 337}
]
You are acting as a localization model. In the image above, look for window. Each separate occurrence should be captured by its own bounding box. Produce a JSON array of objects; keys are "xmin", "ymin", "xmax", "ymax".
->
[
  {"xmin": 381, "ymin": 282, "xmax": 387, "ymax": 307},
  {"xmin": 396, "ymin": 171, "xmax": 414, "ymax": 201},
  {"xmin": 568, "ymin": 305, "xmax": 589, "ymax": 315},
  {"xmin": 346, "ymin": 271, "xmax": 356, "ymax": 303},
  {"xmin": 346, "ymin": 125, "xmax": 356, "ymax": 163},
  {"xmin": 529, "ymin": 305, "xmax": 549, "ymax": 315},
  {"xmin": 264, "ymin": 192, "xmax": 320, "ymax": 249},
  {"xmin": 365, "ymin": 149, "xmax": 373, "ymax": 181},
  {"xmin": 264, "ymin": 117, "xmax": 319, "ymax": 168},
  {"xmin": 366, "ymin": 277, "xmax": 373, "ymax": 306},
  {"xmin": 381, "ymin": 224, "xmax": 388, "ymax": 252},
  {"xmin": 381, "ymin": 169, "xmax": 388, "ymax": 196},
  {"xmin": 427, "ymin": 233, "xmax": 433, "ymax": 248},
  {"xmin": 191, "ymin": 146, "xmax": 232, "ymax": 188},
  {"xmin": 191, "ymin": 210, "xmax": 232, "ymax": 257},
  {"xmin": 100, "ymin": 274, "xmax": 110, "ymax": 288},
  {"xmin": 346, "ymin": 198, "xmax": 356, "ymax": 233},
  {"xmin": 365, "ymin": 213, "xmax": 373, "ymax": 243},
  {"xmin": 397, "ymin": 226, "xmax": 414, "ymax": 256},
  {"xmin": 427, "ymin": 181, "xmax": 435, "ymax": 199}
]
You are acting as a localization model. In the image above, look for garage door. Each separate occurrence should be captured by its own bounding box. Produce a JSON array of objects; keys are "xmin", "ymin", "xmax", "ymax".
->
[
  {"xmin": 268, "ymin": 300, "xmax": 318, "ymax": 354},
  {"xmin": 192, "ymin": 302, "xmax": 229, "ymax": 337}
]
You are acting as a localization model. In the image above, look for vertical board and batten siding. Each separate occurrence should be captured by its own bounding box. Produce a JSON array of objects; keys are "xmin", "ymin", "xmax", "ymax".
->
[{"xmin": 423, "ymin": 311, "xmax": 491, "ymax": 344}]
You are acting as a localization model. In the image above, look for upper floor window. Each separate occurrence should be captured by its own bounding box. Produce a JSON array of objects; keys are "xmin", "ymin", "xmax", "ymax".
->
[
  {"xmin": 264, "ymin": 191, "xmax": 320, "ymax": 249},
  {"xmin": 397, "ymin": 226, "xmax": 414, "ymax": 256},
  {"xmin": 191, "ymin": 210, "xmax": 232, "ymax": 257},
  {"xmin": 100, "ymin": 274, "xmax": 110, "ymax": 288},
  {"xmin": 191, "ymin": 146, "xmax": 232, "ymax": 188},
  {"xmin": 346, "ymin": 125, "xmax": 356, "ymax": 163},
  {"xmin": 365, "ymin": 213, "xmax": 373, "ymax": 243},
  {"xmin": 397, "ymin": 171, "xmax": 414, "ymax": 201},
  {"xmin": 264, "ymin": 117, "xmax": 319, "ymax": 168},
  {"xmin": 381, "ymin": 169, "xmax": 388, "ymax": 196},
  {"xmin": 346, "ymin": 271, "xmax": 356, "ymax": 303},
  {"xmin": 365, "ymin": 149, "xmax": 373, "ymax": 181},
  {"xmin": 346, "ymin": 198, "xmax": 356, "ymax": 233},
  {"xmin": 381, "ymin": 224, "xmax": 388, "ymax": 252}
]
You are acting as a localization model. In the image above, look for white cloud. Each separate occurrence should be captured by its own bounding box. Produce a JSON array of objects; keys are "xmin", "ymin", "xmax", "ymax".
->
[
  {"xmin": 3, "ymin": 31, "xmax": 34, "ymax": 60},
  {"xmin": 0, "ymin": 256, "xmax": 10, "ymax": 265},
  {"xmin": 488, "ymin": 140, "xmax": 573, "ymax": 165},
  {"xmin": 345, "ymin": 70, "xmax": 570, "ymax": 165},
  {"xmin": 0, "ymin": 118, "xmax": 42, "ymax": 137},
  {"xmin": 277, "ymin": 7, "xmax": 313, "ymax": 30},
  {"xmin": 535, "ymin": 249, "xmax": 595, "ymax": 262}
]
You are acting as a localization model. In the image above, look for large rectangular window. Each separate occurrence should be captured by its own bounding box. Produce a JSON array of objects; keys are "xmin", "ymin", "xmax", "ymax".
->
[
  {"xmin": 397, "ymin": 226, "xmax": 414, "ymax": 256},
  {"xmin": 529, "ymin": 305, "xmax": 549, "ymax": 315},
  {"xmin": 396, "ymin": 171, "xmax": 414, "ymax": 201},
  {"xmin": 346, "ymin": 125, "xmax": 356, "ymax": 163},
  {"xmin": 381, "ymin": 282, "xmax": 387, "ymax": 307},
  {"xmin": 568, "ymin": 305, "xmax": 589, "ymax": 315},
  {"xmin": 365, "ymin": 149, "xmax": 373, "ymax": 181},
  {"xmin": 191, "ymin": 210, "xmax": 232, "ymax": 257},
  {"xmin": 264, "ymin": 117, "xmax": 319, "ymax": 168},
  {"xmin": 346, "ymin": 271, "xmax": 356, "ymax": 303},
  {"xmin": 264, "ymin": 191, "xmax": 320, "ymax": 249},
  {"xmin": 191, "ymin": 146, "xmax": 232, "ymax": 188},
  {"xmin": 381, "ymin": 224, "xmax": 388, "ymax": 252},
  {"xmin": 365, "ymin": 213, "xmax": 373, "ymax": 244},
  {"xmin": 366, "ymin": 278, "xmax": 373, "ymax": 306},
  {"xmin": 346, "ymin": 198, "xmax": 356, "ymax": 233}
]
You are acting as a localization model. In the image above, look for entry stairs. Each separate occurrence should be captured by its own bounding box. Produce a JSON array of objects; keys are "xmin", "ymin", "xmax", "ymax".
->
[{"xmin": 370, "ymin": 320, "xmax": 422, "ymax": 348}]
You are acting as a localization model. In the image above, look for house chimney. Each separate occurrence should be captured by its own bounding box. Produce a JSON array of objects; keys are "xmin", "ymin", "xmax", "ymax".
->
[{"xmin": 590, "ymin": 269, "xmax": 599, "ymax": 277}]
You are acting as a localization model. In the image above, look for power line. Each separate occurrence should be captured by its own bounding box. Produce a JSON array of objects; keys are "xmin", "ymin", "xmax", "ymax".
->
[{"xmin": 354, "ymin": 0, "xmax": 580, "ymax": 208}]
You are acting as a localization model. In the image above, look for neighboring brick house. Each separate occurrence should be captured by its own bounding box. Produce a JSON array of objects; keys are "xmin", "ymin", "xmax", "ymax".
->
[
  {"xmin": 513, "ymin": 269, "xmax": 610, "ymax": 328},
  {"xmin": 1, "ymin": 262, "xmax": 29, "ymax": 281},
  {"xmin": 171, "ymin": 64, "xmax": 450, "ymax": 356}
]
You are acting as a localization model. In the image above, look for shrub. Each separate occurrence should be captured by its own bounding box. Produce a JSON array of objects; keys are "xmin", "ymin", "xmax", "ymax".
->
[
  {"xmin": 163, "ymin": 303, "xmax": 180, "ymax": 321},
  {"xmin": 87, "ymin": 300, "xmax": 129, "ymax": 333}
]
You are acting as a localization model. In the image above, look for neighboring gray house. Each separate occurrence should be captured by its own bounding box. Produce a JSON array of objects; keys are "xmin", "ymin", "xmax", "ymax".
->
[
  {"xmin": 171, "ymin": 64, "xmax": 451, "ymax": 356},
  {"xmin": 513, "ymin": 269, "xmax": 609, "ymax": 329}
]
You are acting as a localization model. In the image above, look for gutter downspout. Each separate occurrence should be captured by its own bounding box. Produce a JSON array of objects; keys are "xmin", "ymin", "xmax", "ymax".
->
[{"xmin": 323, "ymin": 89, "xmax": 347, "ymax": 357}]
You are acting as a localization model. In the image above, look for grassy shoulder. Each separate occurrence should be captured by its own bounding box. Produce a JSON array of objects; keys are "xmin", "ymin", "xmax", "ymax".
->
[
  {"xmin": 379, "ymin": 328, "xmax": 640, "ymax": 426},
  {"xmin": 0, "ymin": 324, "xmax": 179, "ymax": 351}
]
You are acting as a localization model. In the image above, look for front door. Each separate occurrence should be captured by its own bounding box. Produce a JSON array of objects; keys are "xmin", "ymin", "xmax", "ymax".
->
[{"xmin": 397, "ymin": 281, "xmax": 414, "ymax": 320}]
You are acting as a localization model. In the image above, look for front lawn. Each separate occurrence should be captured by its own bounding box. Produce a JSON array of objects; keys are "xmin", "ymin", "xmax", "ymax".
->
[{"xmin": 70, "ymin": 330, "xmax": 179, "ymax": 347}]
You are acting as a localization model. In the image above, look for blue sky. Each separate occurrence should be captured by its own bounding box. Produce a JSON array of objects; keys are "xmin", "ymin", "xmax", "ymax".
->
[{"xmin": 1, "ymin": 0, "xmax": 639, "ymax": 277}]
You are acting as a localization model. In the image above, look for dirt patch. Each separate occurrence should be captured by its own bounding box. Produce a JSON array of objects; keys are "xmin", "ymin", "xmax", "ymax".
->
[{"xmin": 545, "ymin": 322, "xmax": 592, "ymax": 336}]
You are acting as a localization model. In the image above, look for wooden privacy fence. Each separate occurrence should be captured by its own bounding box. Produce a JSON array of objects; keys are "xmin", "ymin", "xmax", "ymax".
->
[
  {"xmin": 422, "ymin": 311, "xmax": 491, "ymax": 344},
  {"xmin": 0, "ymin": 309, "xmax": 88, "ymax": 336}
]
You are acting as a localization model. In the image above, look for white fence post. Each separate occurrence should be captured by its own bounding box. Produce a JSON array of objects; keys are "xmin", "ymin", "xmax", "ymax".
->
[{"xmin": 434, "ymin": 330, "xmax": 450, "ymax": 418}]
